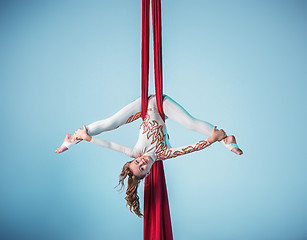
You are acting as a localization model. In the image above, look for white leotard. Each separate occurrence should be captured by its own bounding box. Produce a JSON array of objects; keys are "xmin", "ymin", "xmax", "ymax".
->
[{"xmin": 62, "ymin": 95, "xmax": 237, "ymax": 160}]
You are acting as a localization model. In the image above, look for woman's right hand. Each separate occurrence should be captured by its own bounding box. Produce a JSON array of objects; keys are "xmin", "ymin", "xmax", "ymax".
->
[{"xmin": 208, "ymin": 126, "xmax": 226, "ymax": 143}]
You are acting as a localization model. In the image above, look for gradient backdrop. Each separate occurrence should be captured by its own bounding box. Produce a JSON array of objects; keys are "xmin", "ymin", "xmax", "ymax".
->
[{"xmin": 0, "ymin": 0, "xmax": 306, "ymax": 239}]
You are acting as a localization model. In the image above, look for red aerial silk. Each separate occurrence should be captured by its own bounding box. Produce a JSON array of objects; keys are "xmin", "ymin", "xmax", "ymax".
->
[
  {"xmin": 141, "ymin": 0, "xmax": 173, "ymax": 239},
  {"xmin": 141, "ymin": 0, "xmax": 150, "ymax": 121},
  {"xmin": 143, "ymin": 161, "xmax": 173, "ymax": 240},
  {"xmin": 141, "ymin": 0, "xmax": 165, "ymax": 122}
]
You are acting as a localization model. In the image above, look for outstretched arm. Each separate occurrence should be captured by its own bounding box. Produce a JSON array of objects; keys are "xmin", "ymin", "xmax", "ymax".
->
[
  {"xmin": 157, "ymin": 139, "xmax": 211, "ymax": 160},
  {"xmin": 74, "ymin": 125, "xmax": 136, "ymax": 158},
  {"xmin": 157, "ymin": 126, "xmax": 226, "ymax": 160}
]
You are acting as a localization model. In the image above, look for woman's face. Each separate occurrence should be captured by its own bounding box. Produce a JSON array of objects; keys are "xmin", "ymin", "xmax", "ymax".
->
[{"xmin": 129, "ymin": 156, "xmax": 154, "ymax": 178}]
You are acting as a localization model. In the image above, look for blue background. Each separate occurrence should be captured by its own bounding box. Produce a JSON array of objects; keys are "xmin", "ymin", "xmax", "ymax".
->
[{"xmin": 1, "ymin": 0, "xmax": 306, "ymax": 239}]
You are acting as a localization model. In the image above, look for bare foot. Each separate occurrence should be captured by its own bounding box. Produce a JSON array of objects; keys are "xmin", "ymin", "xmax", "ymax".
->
[
  {"xmin": 224, "ymin": 135, "xmax": 243, "ymax": 155},
  {"xmin": 55, "ymin": 134, "xmax": 76, "ymax": 153}
]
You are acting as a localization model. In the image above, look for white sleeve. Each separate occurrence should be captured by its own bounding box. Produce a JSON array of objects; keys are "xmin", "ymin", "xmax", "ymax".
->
[
  {"xmin": 90, "ymin": 137, "xmax": 136, "ymax": 158},
  {"xmin": 157, "ymin": 139, "xmax": 212, "ymax": 161}
]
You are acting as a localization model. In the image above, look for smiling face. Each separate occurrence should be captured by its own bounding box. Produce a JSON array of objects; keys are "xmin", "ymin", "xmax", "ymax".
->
[{"xmin": 129, "ymin": 155, "xmax": 154, "ymax": 178}]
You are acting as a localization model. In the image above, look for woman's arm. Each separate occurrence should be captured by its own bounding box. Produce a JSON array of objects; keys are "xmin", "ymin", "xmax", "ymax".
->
[
  {"xmin": 90, "ymin": 138, "xmax": 135, "ymax": 157},
  {"xmin": 157, "ymin": 139, "xmax": 211, "ymax": 160},
  {"xmin": 157, "ymin": 126, "xmax": 226, "ymax": 160},
  {"xmin": 74, "ymin": 126, "xmax": 136, "ymax": 157}
]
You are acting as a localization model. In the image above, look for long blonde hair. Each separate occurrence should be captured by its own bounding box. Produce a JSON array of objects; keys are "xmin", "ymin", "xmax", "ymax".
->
[{"xmin": 117, "ymin": 161, "xmax": 145, "ymax": 217}]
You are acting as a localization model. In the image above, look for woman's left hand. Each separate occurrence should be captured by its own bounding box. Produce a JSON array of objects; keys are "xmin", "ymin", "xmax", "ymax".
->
[{"xmin": 74, "ymin": 125, "xmax": 90, "ymax": 141}]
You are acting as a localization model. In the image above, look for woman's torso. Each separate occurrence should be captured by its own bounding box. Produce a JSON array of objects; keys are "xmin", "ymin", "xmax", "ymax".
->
[{"xmin": 132, "ymin": 95, "xmax": 171, "ymax": 160}]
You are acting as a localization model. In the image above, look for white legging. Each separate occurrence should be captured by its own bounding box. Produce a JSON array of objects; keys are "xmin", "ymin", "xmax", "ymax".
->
[{"xmin": 62, "ymin": 95, "xmax": 235, "ymax": 152}]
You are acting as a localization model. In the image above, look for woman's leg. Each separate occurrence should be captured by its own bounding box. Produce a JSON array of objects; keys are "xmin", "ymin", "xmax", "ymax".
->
[
  {"xmin": 55, "ymin": 98, "xmax": 142, "ymax": 153},
  {"xmin": 163, "ymin": 95, "xmax": 242, "ymax": 154},
  {"xmin": 86, "ymin": 97, "xmax": 142, "ymax": 136}
]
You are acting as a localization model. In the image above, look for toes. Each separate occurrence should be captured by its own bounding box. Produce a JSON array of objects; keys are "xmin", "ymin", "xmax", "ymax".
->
[
  {"xmin": 55, "ymin": 147, "xmax": 65, "ymax": 153},
  {"xmin": 231, "ymin": 148, "xmax": 243, "ymax": 155}
]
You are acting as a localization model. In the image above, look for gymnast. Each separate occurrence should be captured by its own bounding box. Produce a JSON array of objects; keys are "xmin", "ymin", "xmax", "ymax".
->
[{"xmin": 55, "ymin": 95, "xmax": 243, "ymax": 217}]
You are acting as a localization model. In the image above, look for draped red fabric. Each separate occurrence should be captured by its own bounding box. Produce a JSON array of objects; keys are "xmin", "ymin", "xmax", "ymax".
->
[
  {"xmin": 141, "ymin": 0, "xmax": 165, "ymax": 121},
  {"xmin": 143, "ymin": 162, "xmax": 173, "ymax": 240},
  {"xmin": 141, "ymin": 0, "xmax": 150, "ymax": 121},
  {"xmin": 151, "ymin": 0, "xmax": 165, "ymax": 121},
  {"xmin": 142, "ymin": 0, "xmax": 173, "ymax": 239}
]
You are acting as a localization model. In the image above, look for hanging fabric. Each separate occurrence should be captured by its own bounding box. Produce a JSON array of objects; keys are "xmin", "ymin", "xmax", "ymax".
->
[
  {"xmin": 143, "ymin": 160, "xmax": 173, "ymax": 240},
  {"xmin": 141, "ymin": 0, "xmax": 173, "ymax": 239},
  {"xmin": 151, "ymin": 0, "xmax": 165, "ymax": 121},
  {"xmin": 141, "ymin": 0, "xmax": 150, "ymax": 121},
  {"xmin": 141, "ymin": 0, "xmax": 165, "ymax": 121}
]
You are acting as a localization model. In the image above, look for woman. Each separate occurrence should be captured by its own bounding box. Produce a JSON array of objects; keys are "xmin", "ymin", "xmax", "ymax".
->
[{"xmin": 55, "ymin": 95, "xmax": 243, "ymax": 217}]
